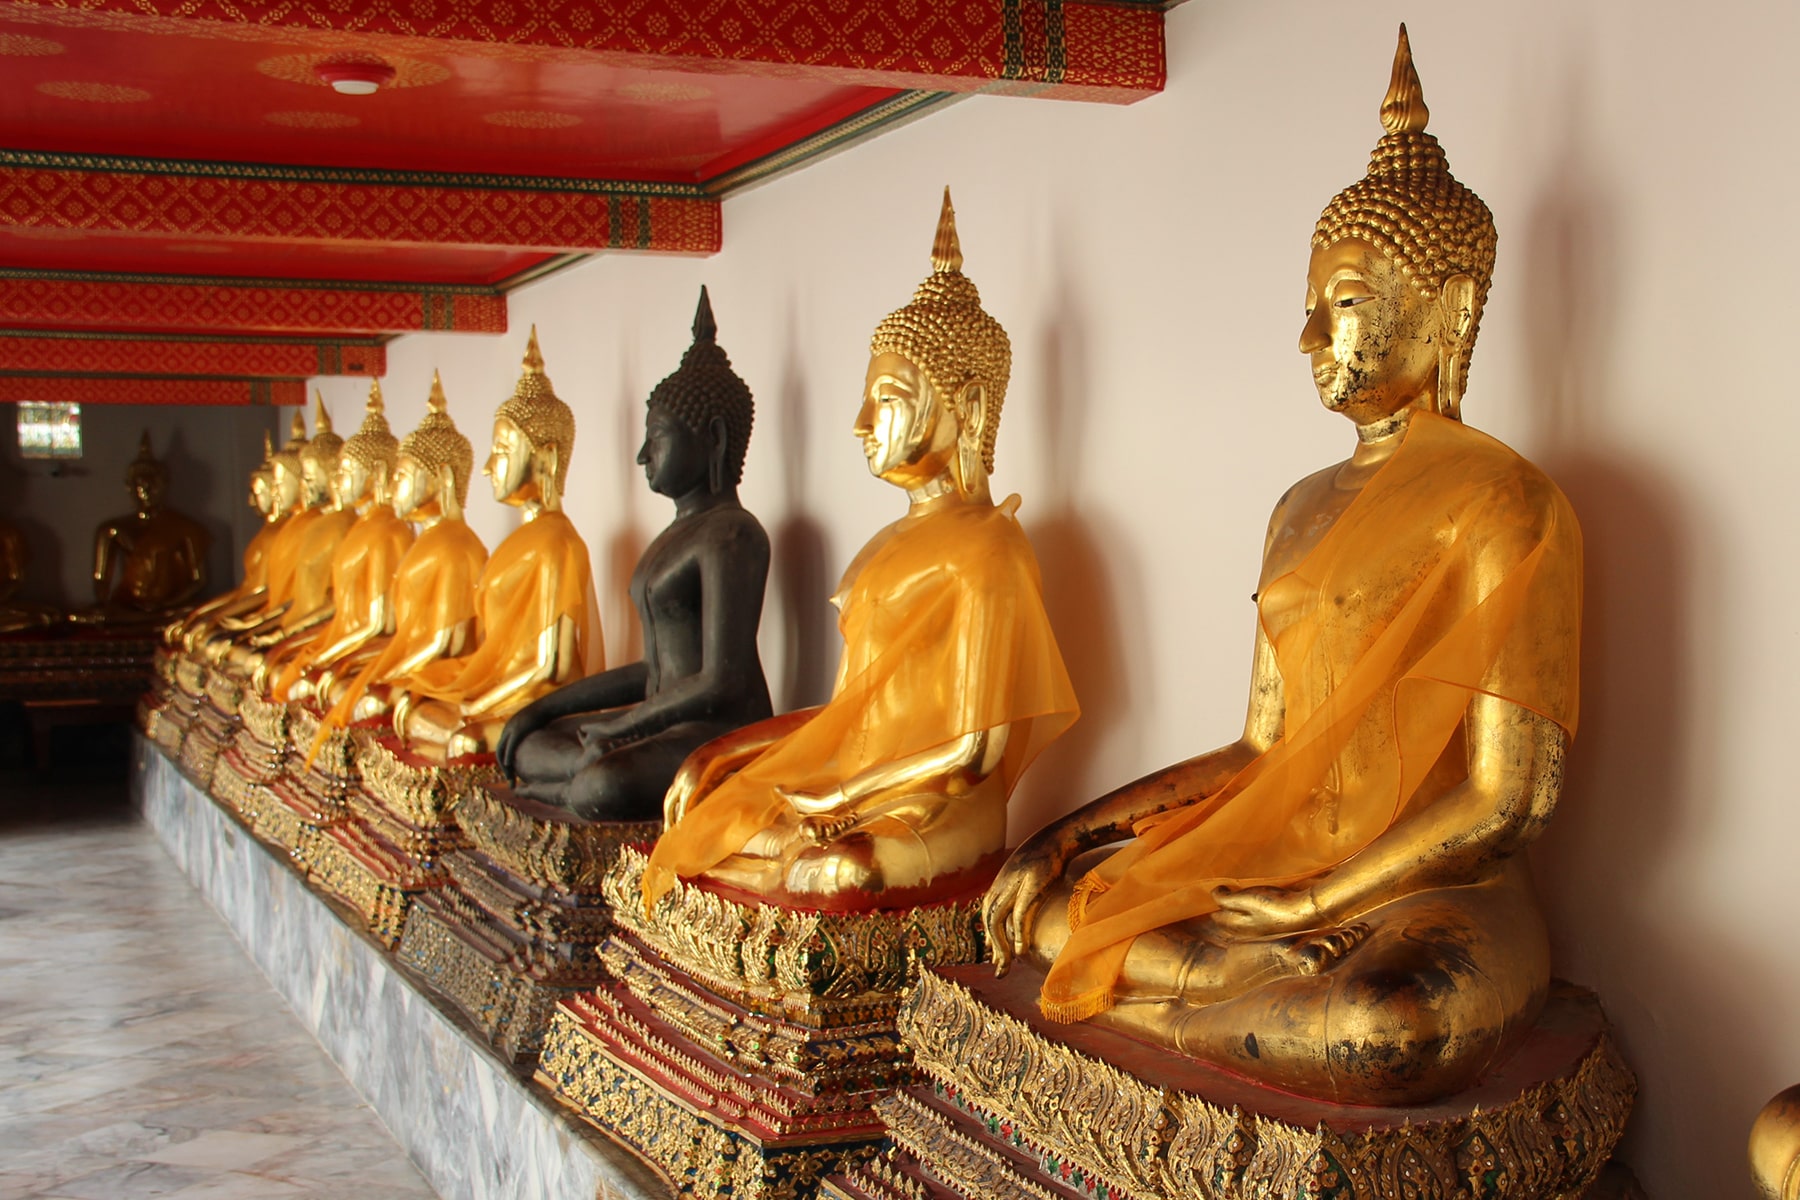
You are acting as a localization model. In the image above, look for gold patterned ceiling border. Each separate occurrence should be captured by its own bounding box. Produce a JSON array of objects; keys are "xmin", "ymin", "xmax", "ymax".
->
[
  {"xmin": 0, "ymin": 0, "xmax": 1168, "ymax": 100},
  {"xmin": 0, "ymin": 332, "xmax": 384, "ymax": 377}
]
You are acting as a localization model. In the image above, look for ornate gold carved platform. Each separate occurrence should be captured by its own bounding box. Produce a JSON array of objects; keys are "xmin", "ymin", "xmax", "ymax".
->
[
  {"xmin": 536, "ymin": 848, "xmax": 991, "ymax": 1199},
  {"xmin": 820, "ymin": 965, "xmax": 1635, "ymax": 1200},
  {"xmin": 209, "ymin": 687, "xmax": 289, "ymax": 828},
  {"xmin": 397, "ymin": 782, "xmax": 655, "ymax": 1063}
]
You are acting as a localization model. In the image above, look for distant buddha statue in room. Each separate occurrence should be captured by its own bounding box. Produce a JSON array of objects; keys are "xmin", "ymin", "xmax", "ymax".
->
[
  {"xmin": 494, "ymin": 287, "xmax": 772, "ymax": 822},
  {"xmin": 307, "ymin": 373, "xmax": 489, "ymax": 752},
  {"xmin": 983, "ymin": 28, "xmax": 1584, "ymax": 1106},
  {"xmin": 87, "ymin": 432, "xmax": 211, "ymax": 621},
  {"xmin": 0, "ymin": 512, "xmax": 50, "ymax": 634},
  {"xmin": 389, "ymin": 330, "xmax": 598, "ymax": 762},
  {"xmin": 642, "ymin": 192, "xmax": 1078, "ymax": 908},
  {"xmin": 172, "ymin": 432, "xmax": 281, "ymax": 646},
  {"xmin": 268, "ymin": 380, "xmax": 416, "ymax": 700}
]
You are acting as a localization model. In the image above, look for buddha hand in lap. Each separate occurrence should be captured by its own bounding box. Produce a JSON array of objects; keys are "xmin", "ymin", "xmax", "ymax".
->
[
  {"xmin": 984, "ymin": 28, "xmax": 1583, "ymax": 1107},
  {"xmin": 495, "ymin": 288, "xmax": 773, "ymax": 822},
  {"xmin": 269, "ymin": 381, "xmax": 415, "ymax": 702},
  {"xmin": 390, "ymin": 330, "xmax": 598, "ymax": 762},
  {"xmin": 642, "ymin": 191, "xmax": 1078, "ymax": 909}
]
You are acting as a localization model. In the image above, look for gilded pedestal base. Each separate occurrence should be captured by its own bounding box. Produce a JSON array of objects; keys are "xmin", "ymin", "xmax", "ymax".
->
[
  {"xmin": 308, "ymin": 734, "xmax": 487, "ymax": 947},
  {"xmin": 825, "ymin": 964, "xmax": 1635, "ymax": 1200},
  {"xmin": 247, "ymin": 705, "xmax": 358, "ymax": 872},
  {"xmin": 396, "ymin": 782, "xmax": 655, "ymax": 1064},
  {"xmin": 209, "ymin": 689, "xmax": 289, "ymax": 827},
  {"xmin": 144, "ymin": 647, "xmax": 206, "ymax": 759},
  {"xmin": 534, "ymin": 848, "xmax": 991, "ymax": 1199}
]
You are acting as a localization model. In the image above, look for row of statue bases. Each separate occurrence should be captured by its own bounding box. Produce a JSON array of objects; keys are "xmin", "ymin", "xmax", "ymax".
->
[{"xmin": 129, "ymin": 30, "xmax": 1799, "ymax": 1200}]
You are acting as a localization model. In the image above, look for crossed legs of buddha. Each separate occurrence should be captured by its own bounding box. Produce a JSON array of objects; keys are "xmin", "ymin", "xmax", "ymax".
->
[
  {"xmin": 1023, "ymin": 853, "xmax": 1550, "ymax": 1106},
  {"xmin": 510, "ymin": 715, "xmax": 741, "ymax": 822}
]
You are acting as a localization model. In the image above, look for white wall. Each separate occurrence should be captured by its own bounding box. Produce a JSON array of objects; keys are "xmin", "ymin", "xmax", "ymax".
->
[{"xmin": 311, "ymin": 2, "xmax": 1800, "ymax": 1191}]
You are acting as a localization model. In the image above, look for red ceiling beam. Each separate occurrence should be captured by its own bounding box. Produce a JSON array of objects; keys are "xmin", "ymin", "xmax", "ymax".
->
[
  {"xmin": 0, "ymin": 154, "xmax": 722, "ymax": 255},
  {"xmin": 0, "ymin": 271, "xmax": 506, "ymax": 336},
  {"xmin": 1, "ymin": 0, "xmax": 1166, "ymax": 101},
  {"xmin": 0, "ymin": 375, "xmax": 305, "ymax": 405},
  {"xmin": 0, "ymin": 332, "xmax": 384, "ymax": 377}
]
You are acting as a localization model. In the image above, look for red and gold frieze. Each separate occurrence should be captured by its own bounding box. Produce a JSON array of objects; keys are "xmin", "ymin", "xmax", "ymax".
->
[
  {"xmin": 0, "ymin": 271, "xmax": 506, "ymax": 335},
  {"xmin": 0, "ymin": 332, "xmax": 384, "ymax": 377},
  {"xmin": 2, "ymin": 0, "xmax": 1166, "ymax": 102},
  {"xmin": 0, "ymin": 154, "xmax": 722, "ymax": 255},
  {"xmin": 0, "ymin": 373, "xmax": 304, "ymax": 405}
]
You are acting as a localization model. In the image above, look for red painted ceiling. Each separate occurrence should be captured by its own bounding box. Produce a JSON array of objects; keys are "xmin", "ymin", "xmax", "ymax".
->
[{"xmin": 0, "ymin": 22, "xmax": 899, "ymax": 182}]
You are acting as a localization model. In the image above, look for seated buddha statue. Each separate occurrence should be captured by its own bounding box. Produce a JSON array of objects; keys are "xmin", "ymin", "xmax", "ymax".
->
[
  {"xmin": 390, "ymin": 330, "xmax": 598, "ymax": 762},
  {"xmin": 642, "ymin": 192, "xmax": 1078, "ymax": 909},
  {"xmin": 983, "ymin": 28, "xmax": 1583, "ymax": 1107},
  {"xmin": 172, "ymin": 432, "xmax": 282, "ymax": 646},
  {"xmin": 306, "ymin": 372, "xmax": 489, "ymax": 755},
  {"xmin": 86, "ymin": 433, "xmax": 211, "ymax": 622},
  {"xmin": 0, "ymin": 512, "xmax": 50, "ymax": 634},
  {"xmin": 209, "ymin": 398, "xmax": 354, "ymax": 670},
  {"xmin": 266, "ymin": 381, "xmax": 416, "ymax": 700},
  {"xmin": 494, "ymin": 287, "xmax": 773, "ymax": 822}
]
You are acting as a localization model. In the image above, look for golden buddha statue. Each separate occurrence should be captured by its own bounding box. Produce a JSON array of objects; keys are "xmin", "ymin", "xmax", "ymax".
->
[
  {"xmin": 267, "ymin": 381, "xmax": 416, "ymax": 700},
  {"xmin": 171, "ymin": 432, "xmax": 281, "ymax": 645},
  {"xmin": 310, "ymin": 373, "xmax": 489, "ymax": 748},
  {"xmin": 983, "ymin": 27, "xmax": 1583, "ymax": 1107},
  {"xmin": 87, "ymin": 432, "xmax": 211, "ymax": 621},
  {"xmin": 1753, "ymin": 1087, "xmax": 1800, "ymax": 1199},
  {"xmin": 0, "ymin": 512, "xmax": 49, "ymax": 634},
  {"xmin": 390, "ymin": 330, "xmax": 598, "ymax": 762},
  {"xmin": 208, "ymin": 397, "xmax": 353, "ymax": 668},
  {"xmin": 643, "ymin": 191, "xmax": 1078, "ymax": 908}
]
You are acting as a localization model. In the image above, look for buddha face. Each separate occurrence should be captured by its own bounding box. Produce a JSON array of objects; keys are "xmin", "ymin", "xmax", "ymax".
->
[
  {"xmin": 299, "ymin": 454, "xmax": 334, "ymax": 507},
  {"xmin": 333, "ymin": 457, "xmax": 372, "ymax": 511},
  {"xmin": 638, "ymin": 407, "xmax": 707, "ymax": 498},
  {"xmin": 1300, "ymin": 237, "xmax": 1444, "ymax": 424},
  {"xmin": 391, "ymin": 455, "xmax": 432, "ymax": 519},
  {"xmin": 129, "ymin": 470, "xmax": 165, "ymax": 513},
  {"xmin": 271, "ymin": 461, "xmax": 304, "ymax": 515},
  {"xmin": 484, "ymin": 416, "xmax": 537, "ymax": 505},
  {"xmin": 856, "ymin": 351, "xmax": 959, "ymax": 488}
]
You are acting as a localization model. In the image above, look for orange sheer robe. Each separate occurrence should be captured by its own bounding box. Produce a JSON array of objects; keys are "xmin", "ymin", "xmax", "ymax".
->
[
  {"xmin": 309, "ymin": 518, "xmax": 489, "ymax": 757},
  {"xmin": 272, "ymin": 507, "xmax": 356, "ymax": 633},
  {"xmin": 269, "ymin": 508, "xmax": 415, "ymax": 700},
  {"xmin": 1039, "ymin": 412, "xmax": 1581, "ymax": 1022},
  {"xmin": 403, "ymin": 510, "xmax": 597, "ymax": 714},
  {"xmin": 644, "ymin": 496, "xmax": 1078, "ymax": 907}
]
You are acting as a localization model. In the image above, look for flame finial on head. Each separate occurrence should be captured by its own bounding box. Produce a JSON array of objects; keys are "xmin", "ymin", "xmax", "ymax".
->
[
  {"xmin": 342, "ymin": 377, "xmax": 399, "ymax": 473},
  {"xmin": 312, "ymin": 391, "xmax": 334, "ymax": 435},
  {"xmin": 288, "ymin": 410, "xmax": 307, "ymax": 445},
  {"xmin": 931, "ymin": 187, "xmax": 962, "ymax": 275},
  {"xmin": 366, "ymin": 378, "xmax": 385, "ymax": 416},
  {"xmin": 428, "ymin": 370, "xmax": 448, "ymax": 414},
  {"xmin": 495, "ymin": 324, "xmax": 576, "ymax": 494},
  {"xmin": 261, "ymin": 430, "xmax": 274, "ymax": 464},
  {"xmin": 1380, "ymin": 24, "xmax": 1429, "ymax": 136},
  {"xmin": 692, "ymin": 285, "xmax": 717, "ymax": 345}
]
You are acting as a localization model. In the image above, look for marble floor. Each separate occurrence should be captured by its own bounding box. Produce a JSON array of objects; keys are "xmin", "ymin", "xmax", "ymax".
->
[{"xmin": 0, "ymin": 802, "xmax": 439, "ymax": 1200}]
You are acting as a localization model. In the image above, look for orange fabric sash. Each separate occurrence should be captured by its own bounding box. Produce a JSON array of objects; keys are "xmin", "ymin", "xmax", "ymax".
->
[
  {"xmin": 276, "ymin": 507, "xmax": 356, "ymax": 632},
  {"xmin": 248, "ymin": 508, "xmax": 321, "ymax": 618},
  {"xmin": 644, "ymin": 497, "xmax": 1078, "ymax": 907},
  {"xmin": 311, "ymin": 517, "xmax": 489, "ymax": 749},
  {"xmin": 1039, "ymin": 413, "xmax": 1581, "ymax": 1022},
  {"xmin": 404, "ymin": 510, "xmax": 597, "ymax": 710},
  {"xmin": 270, "ymin": 508, "xmax": 415, "ymax": 700},
  {"xmin": 237, "ymin": 519, "xmax": 281, "ymax": 594}
]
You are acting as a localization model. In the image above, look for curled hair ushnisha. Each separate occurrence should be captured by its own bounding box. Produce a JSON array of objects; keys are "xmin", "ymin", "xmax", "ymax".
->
[
  {"xmin": 1312, "ymin": 25, "xmax": 1497, "ymax": 383},
  {"xmin": 340, "ymin": 379, "xmax": 401, "ymax": 475},
  {"xmin": 869, "ymin": 188, "xmax": 1012, "ymax": 475},
  {"xmin": 400, "ymin": 372, "xmax": 475, "ymax": 508},
  {"xmin": 647, "ymin": 286, "xmax": 755, "ymax": 486},
  {"xmin": 124, "ymin": 430, "xmax": 166, "ymax": 490},
  {"xmin": 298, "ymin": 393, "xmax": 344, "ymax": 476},
  {"xmin": 494, "ymin": 327, "xmax": 575, "ymax": 495}
]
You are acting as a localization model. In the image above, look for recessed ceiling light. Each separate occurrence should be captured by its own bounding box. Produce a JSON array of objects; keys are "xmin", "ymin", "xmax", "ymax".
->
[{"xmin": 313, "ymin": 60, "xmax": 396, "ymax": 95}]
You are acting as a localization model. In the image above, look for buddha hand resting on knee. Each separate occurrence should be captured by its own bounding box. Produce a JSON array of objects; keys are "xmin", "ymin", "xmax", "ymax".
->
[
  {"xmin": 495, "ymin": 288, "xmax": 773, "ymax": 823},
  {"xmin": 641, "ymin": 192, "xmax": 1078, "ymax": 909},
  {"xmin": 984, "ymin": 28, "xmax": 1583, "ymax": 1107}
]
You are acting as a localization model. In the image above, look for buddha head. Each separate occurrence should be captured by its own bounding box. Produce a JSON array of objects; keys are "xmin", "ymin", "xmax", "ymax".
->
[
  {"xmin": 1301, "ymin": 25, "xmax": 1495, "ymax": 425},
  {"xmin": 486, "ymin": 327, "xmax": 575, "ymax": 512},
  {"xmin": 394, "ymin": 371, "xmax": 474, "ymax": 523},
  {"xmin": 248, "ymin": 431, "xmax": 275, "ymax": 518},
  {"xmin": 297, "ymin": 394, "xmax": 345, "ymax": 508},
  {"xmin": 336, "ymin": 379, "xmax": 401, "ymax": 510},
  {"xmin": 269, "ymin": 411, "xmax": 310, "ymax": 516},
  {"xmin": 861, "ymin": 188, "xmax": 1011, "ymax": 498},
  {"xmin": 640, "ymin": 286, "xmax": 755, "ymax": 499},
  {"xmin": 124, "ymin": 431, "xmax": 167, "ymax": 514}
]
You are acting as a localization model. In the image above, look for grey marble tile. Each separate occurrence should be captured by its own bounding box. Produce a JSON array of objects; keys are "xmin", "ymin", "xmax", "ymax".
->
[{"xmin": 133, "ymin": 737, "xmax": 667, "ymax": 1200}]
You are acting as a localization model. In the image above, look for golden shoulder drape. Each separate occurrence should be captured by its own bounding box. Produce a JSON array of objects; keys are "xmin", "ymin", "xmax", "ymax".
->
[
  {"xmin": 269, "ymin": 509, "xmax": 415, "ymax": 700},
  {"xmin": 235, "ymin": 519, "xmax": 281, "ymax": 596},
  {"xmin": 644, "ymin": 497, "xmax": 1078, "ymax": 907},
  {"xmin": 276, "ymin": 508, "xmax": 356, "ymax": 632},
  {"xmin": 404, "ymin": 510, "xmax": 597, "ymax": 708},
  {"xmin": 250, "ymin": 508, "xmax": 322, "ymax": 619},
  {"xmin": 1039, "ymin": 412, "xmax": 1581, "ymax": 1022},
  {"xmin": 309, "ymin": 518, "xmax": 488, "ymax": 759}
]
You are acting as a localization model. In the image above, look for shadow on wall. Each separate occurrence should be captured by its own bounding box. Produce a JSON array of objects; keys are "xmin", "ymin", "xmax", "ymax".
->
[
  {"xmin": 606, "ymin": 373, "xmax": 647, "ymax": 665},
  {"xmin": 1015, "ymin": 241, "xmax": 1146, "ymax": 838},
  {"xmin": 769, "ymin": 307, "xmax": 836, "ymax": 712},
  {"xmin": 1515, "ymin": 66, "xmax": 1759, "ymax": 1195}
]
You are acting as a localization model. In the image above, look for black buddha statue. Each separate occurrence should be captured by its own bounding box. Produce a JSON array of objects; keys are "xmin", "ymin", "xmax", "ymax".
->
[{"xmin": 495, "ymin": 287, "xmax": 772, "ymax": 821}]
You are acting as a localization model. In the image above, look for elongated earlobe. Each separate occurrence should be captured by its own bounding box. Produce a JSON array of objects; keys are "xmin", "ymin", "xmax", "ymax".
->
[{"xmin": 708, "ymin": 415, "xmax": 728, "ymax": 495}]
